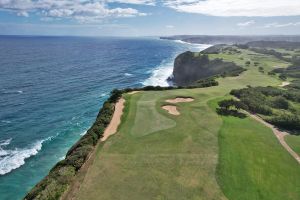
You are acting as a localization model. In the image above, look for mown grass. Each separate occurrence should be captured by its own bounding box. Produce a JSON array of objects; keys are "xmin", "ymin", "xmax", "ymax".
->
[
  {"xmin": 285, "ymin": 135, "xmax": 300, "ymax": 155},
  {"xmin": 209, "ymin": 98, "xmax": 300, "ymax": 200},
  {"xmin": 70, "ymin": 48, "xmax": 300, "ymax": 200},
  {"xmin": 74, "ymin": 89, "xmax": 227, "ymax": 200}
]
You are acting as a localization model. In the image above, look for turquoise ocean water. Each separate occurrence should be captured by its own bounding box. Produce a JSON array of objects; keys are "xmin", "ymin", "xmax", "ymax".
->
[{"xmin": 0, "ymin": 36, "xmax": 209, "ymax": 199}]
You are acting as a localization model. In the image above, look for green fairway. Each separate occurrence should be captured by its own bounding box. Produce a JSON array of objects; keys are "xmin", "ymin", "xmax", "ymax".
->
[
  {"xmin": 74, "ymin": 89, "xmax": 227, "ymax": 200},
  {"xmin": 69, "ymin": 48, "xmax": 300, "ymax": 200},
  {"xmin": 209, "ymin": 98, "xmax": 300, "ymax": 200},
  {"xmin": 286, "ymin": 135, "xmax": 300, "ymax": 156}
]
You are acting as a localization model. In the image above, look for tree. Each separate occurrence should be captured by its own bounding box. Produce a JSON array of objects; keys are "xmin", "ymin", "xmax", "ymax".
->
[
  {"xmin": 109, "ymin": 89, "xmax": 122, "ymax": 103},
  {"xmin": 279, "ymin": 74, "xmax": 287, "ymax": 80}
]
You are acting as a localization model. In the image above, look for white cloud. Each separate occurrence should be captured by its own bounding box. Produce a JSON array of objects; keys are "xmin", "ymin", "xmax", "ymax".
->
[
  {"xmin": 166, "ymin": 25, "xmax": 174, "ymax": 28},
  {"xmin": 163, "ymin": 0, "xmax": 300, "ymax": 17},
  {"xmin": 107, "ymin": 0, "xmax": 155, "ymax": 5},
  {"xmin": 264, "ymin": 22, "xmax": 300, "ymax": 28},
  {"xmin": 0, "ymin": 0, "xmax": 148, "ymax": 23},
  {"xmin": 17, "ymin": 11, "xmax": 29, "ymax": 17},
  {"xmin": 237, "ymin": 20, "xmax": 255, "ymax": 27}
]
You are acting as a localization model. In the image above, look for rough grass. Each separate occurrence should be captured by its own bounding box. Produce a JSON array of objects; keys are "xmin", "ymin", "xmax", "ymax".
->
[
  {"xmin": 68, "ymin": 48, "xmax": 300, "ymax": 200},
  {"xmin": 285, "ymin": 135, "xmax": 300, "ymax": 155}
]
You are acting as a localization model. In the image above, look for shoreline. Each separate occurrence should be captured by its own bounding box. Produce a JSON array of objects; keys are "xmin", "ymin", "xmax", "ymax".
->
[{"xmin": 24, "ymin": 78, "xmax": 221, "ymax": 199}]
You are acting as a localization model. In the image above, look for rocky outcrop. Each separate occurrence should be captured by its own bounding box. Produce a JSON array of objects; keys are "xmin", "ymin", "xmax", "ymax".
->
[{"xmin": 171, "ymin": 51, "xmax": 245, "ymax": 86}]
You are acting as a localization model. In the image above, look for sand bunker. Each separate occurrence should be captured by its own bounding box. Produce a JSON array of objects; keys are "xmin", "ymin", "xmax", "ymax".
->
[
  {"xmin": 101, "ymin": 98, "xmax": 125, "ymax": 142},
  {"xmin": 162, "ymin": 97, "xmax": 194, "ymax": 116},
  {"xmin": 166, "ymin": 97, "xmax": 194, "ymax": 104},
  {"xmin": 162, "ymin": 105, "xmax": 180, "ymax": 116},
  {"xmin": 279, "ymin": 82, "xmax": 290, "ymax": 87},
  {"xmin": 128, "ymin": 91, "xmax": 140, "ymax": 95}
]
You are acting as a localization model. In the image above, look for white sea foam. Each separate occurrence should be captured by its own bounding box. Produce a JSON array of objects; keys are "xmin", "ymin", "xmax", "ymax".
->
[
  {"xmin": 17, "ymin": 90, "xmax": 23, "ymax": 94},
  {"xmin": 100, "ymin": 93, "xmax": 108, "ymax": 97},
  {"xmin": 142, "ymin": 59, "xmax": 174, "ymax": 87},
  {"xmin": 174, "ymin": 40, "xmax": 212, "ymax": 51},
  {"xmin": 59, "ymin": 156, "xmax": 65, "ymax": 160},
  {"xmin": 1, "ymin": 120, "xmax": 12, "ymax": 124},
  {"xmin": 0, "ymin": 137, "xmax": 51, "ymax": 175},
  {"xmin": 80, "ymin": 130, "xmax": 87, "ymax": 136},
  {"xmin": 0, "ymin": 138, "xmax": 12, "ymax": 147},
  {"xmin": 124, "ymin": 73, "xmax": 133, "ymax": 77},
  {"xmin": 143, "ymin": 40, "xmax": 212, "ymax": 87}
]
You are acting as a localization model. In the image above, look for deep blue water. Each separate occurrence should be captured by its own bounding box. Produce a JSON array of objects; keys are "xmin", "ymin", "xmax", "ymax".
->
[{"xmin": 0, "ymin": 36, "xmax": 209, "ymax": 200}]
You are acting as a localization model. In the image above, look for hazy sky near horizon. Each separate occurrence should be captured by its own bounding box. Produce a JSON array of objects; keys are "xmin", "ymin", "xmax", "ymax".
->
[{"xmin": 1, "ymin": 0, "xmax": 300, "ymax": 36}]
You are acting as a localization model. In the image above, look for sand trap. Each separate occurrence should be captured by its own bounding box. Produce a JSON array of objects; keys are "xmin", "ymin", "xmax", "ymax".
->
[
  {"xmin": 166, "ymin": 97, "xmax": 194, "ymax": 104},
  {"xmin": 128, "ymin": 91, "xmax": 140, "ymax": 95},
  {"xmin": 162, "ymin": 105, "xmax": 180, "ymax": 116},
  {"xmin": 101, "ymin": 98, "xmax": 125, "ymax": 142},
  {"xmin": 279, "ymin": 82, "xmax": 290, "ymax": 87}
]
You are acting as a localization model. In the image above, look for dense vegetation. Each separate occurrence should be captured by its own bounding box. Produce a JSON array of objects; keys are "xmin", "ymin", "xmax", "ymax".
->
[
  {"xmin": 216, "ymin": 99, "xmax": 247, "ymax": 118},
  {"xmin": 249, "ymin": 47, "xmax": 291, "ymax": 62},
  {"xmin": 270, "ymin": 55, "xmax": 300, "ymax": 88},
  {"xmin": 230, "ymin": 86, "xmax": 300, "ymax": 133}
]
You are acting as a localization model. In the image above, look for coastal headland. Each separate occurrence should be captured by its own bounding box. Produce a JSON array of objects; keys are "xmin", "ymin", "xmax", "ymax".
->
[{"xmin": 25, "ymin": 40, "xmax": 300, "ymax": 200}]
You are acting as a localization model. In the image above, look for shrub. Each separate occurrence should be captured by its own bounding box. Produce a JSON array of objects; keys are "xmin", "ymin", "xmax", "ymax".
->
[
  {"xmin": 272, "ymin": 96, "xmax": 289, "ymax": 110},
  {"xmin": 279, "ymin": 74, "xmax": 287, "ymax": 80},
  {"xmin": 267, "ymin": 114, "xmax": 300, "ymax": 131}
]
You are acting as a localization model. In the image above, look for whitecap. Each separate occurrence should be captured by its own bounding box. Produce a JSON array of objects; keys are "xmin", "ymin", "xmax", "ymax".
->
[
  {"xmin": 0, "ymin": 137, "xmax": 51, "ymax": 175},
  {"xmin": 0, "ymin": 138, "xmax": 12, "ymax": 147},
  {"xmin": 59, "ymin": 156, "xmax": 65, "ymax": 160},
  {"xmin": 1, "ymin": 120, "xmax": 12, "ymax": 124},
  {"xmin": 142, "ymin": 59, "xmax": 174, "ymax": 87},
  {"xmin": 174, "ymin": 40, "xmax": 212, "ymax": 52},
  {"xmin": 17, "ymin": 90, "xmax": 23, "ymax": 94},
  {"xmin": 80, "ymin": 130, "xmax": 87, "ymax": 136},
  {"xmin": 124, "ymin": 73, "xmax": 133, "ymax": 77},
  {"xmin": 100, "ymin": 93, "xmax": 108, "ymax": 97},
  {"xmin": 0, "ymin": 139, "xmax": 12, "ymax": 157},
  {"xmin": 143, "ymin": 41, "xmax": 212, "ymax": 87}
]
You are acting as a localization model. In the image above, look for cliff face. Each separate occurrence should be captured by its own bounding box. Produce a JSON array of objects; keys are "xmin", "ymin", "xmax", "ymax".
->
[{"xmin": 171, "ymin": 51, "xmax": 245, "ymax": 86}]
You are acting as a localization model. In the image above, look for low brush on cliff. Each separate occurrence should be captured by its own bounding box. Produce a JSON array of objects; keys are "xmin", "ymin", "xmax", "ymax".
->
[{"xmin": 170, "ymin": 51, "xmax": 246, "ymax": 86}]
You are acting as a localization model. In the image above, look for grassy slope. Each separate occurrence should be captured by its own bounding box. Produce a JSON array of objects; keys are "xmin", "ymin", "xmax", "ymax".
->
[
  {"xmin": 209, "ymin": 98, "xmax": 300, "ymax": 200},
  {"xmin": 71, "ymin": 49, "xmax": 300, "ymax": 200},
  {"xmin": 286, "ymin": 135, "xmax": 300, "ymax": 156},
  {"xmin": 75, "ymin": 90, "xmax": 227, "ymax": 200}
]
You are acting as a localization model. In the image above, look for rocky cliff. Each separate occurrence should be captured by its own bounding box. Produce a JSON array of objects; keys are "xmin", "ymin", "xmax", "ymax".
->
[{"xmin": 171, "ymin": 51, "xmax": 245, "ymax": 86}]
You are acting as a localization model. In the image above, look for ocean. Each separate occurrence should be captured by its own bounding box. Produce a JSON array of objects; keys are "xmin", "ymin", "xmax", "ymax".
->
[{"xmin": 0, "ymin": 36, "xmax": 210, "ymax": 200}]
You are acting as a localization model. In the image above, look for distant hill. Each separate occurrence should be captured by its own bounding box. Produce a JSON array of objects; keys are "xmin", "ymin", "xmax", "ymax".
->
[
  {"xmin": 160, "ymin": 35, "xmax": 300, "ymax": 45},
  {"xmin": 246, "ymin": 41, "xmax": 300, "ymax": 49}
]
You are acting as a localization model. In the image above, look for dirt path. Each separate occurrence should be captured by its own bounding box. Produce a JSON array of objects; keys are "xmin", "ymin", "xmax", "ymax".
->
[
  {"xmin": 248, "ymin": 113, "xmax": 300, "ymax": 164},
  {"xmin": 101, "ymin": 98, "xmax": 125, "ymax": 141}
]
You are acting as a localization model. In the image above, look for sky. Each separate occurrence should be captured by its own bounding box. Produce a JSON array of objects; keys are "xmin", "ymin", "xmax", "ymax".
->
[{"xmin": 1, "ymin": 0, "xmax": 300, "ymax": 36}]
